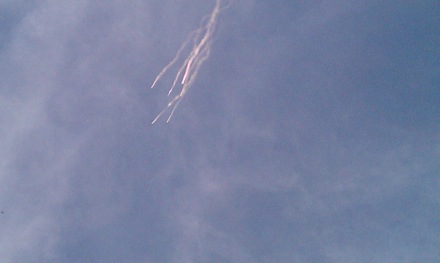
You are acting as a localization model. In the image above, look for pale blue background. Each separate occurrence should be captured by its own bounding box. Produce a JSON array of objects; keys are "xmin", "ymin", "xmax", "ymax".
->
[{"xmin": 0, "ymin": 0, "xmax": 439, "ymax": 262}]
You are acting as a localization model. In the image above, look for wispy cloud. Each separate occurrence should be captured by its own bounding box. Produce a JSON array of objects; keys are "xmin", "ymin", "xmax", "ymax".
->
[{"xmin": 1, "ymin": 0, "xmax": 438, "ymax": 262}]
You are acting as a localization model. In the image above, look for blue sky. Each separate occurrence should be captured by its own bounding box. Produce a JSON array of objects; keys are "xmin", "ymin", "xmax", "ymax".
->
[{"xmin": 0, "ymin": 0, "xmax": 439, "ymax": 262}]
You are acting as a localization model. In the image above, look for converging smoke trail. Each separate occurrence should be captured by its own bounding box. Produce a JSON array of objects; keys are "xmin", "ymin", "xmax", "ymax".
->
[{"xmin": 150, "ymin": 0, "xmax": 224, "ymax": 124}]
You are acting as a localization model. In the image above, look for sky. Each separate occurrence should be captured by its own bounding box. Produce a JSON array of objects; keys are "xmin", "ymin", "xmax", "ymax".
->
[{"xmin": 0, "ymin": 0, "xmax": 439, "ymax": 262}]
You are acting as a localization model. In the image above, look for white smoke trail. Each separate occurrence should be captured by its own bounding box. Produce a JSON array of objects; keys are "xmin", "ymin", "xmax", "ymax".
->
[{"xmin": 150, "ymin": 0, "xmax": 224, "ymax": 124}]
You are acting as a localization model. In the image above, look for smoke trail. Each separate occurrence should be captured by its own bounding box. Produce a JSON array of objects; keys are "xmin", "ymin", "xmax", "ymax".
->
[{"xmin": 150, "ymin": 0, "xmax": 224, "ymax": 124}]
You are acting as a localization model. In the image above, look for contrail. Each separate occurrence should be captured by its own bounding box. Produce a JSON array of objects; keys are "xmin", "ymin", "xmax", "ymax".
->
[{"xmin": 151, "ymin": 0, "xmax": 224, "ymax": 124}]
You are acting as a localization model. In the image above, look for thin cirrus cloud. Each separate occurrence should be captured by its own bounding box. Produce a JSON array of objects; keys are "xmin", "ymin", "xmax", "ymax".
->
[{"xmin": 0, "ymin": 0, "xmax": 439, "ymax": 262}]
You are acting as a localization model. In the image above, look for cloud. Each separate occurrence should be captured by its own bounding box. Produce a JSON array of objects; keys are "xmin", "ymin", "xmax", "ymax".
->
[{"xmin": 0, "ymin": 0, "xmax": 438, "ymax": 262}]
